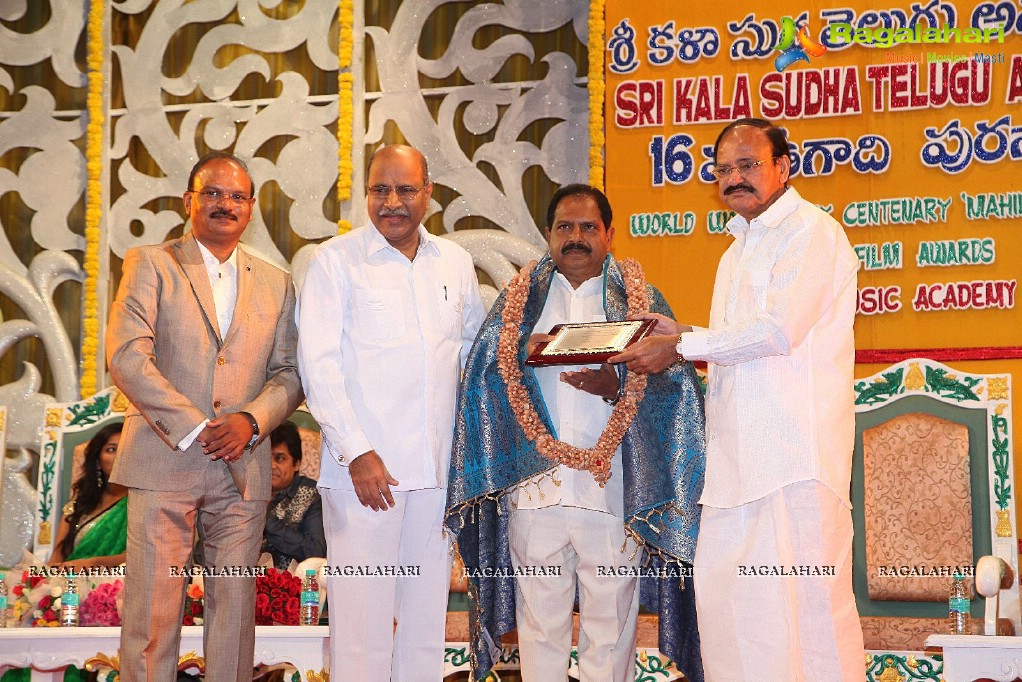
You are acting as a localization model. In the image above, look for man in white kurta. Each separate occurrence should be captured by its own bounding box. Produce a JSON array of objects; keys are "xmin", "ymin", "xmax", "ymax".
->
[
  {"xmin": 296, "ymin": 145, "xmax": 484, "ymax": 681},
  {"xmin": 614, "ymin": 119, "xmax": 865, "ymax": 680}
]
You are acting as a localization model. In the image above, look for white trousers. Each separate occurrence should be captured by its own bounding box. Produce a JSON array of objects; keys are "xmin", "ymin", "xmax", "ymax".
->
[
  {"xmin": 321, "ymin": 487, "xmax": 451, "ymax": 682},
  {"xmin": 508, "ymin": 505, "xmax": 641, "ymax": 682},
  {"xmin": 694, "ymin": 481, "xmax": 865, "ymax": 681}
]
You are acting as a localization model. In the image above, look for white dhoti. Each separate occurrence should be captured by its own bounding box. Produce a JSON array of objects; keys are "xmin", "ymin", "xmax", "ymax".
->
[
  {"xmin": 321, "ymin": 487, "xmax": 451, "ymax": 682},
  {"xmin": 694, "ymin": 480, "xmax": 865, "ymax": 682},
  {"xmin": 509, "ymin": 505, "xmax": 641, "ymax": 682}
]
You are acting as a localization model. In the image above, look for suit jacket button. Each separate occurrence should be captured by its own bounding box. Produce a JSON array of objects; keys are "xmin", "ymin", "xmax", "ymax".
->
[
  {"xmin": 213, "ymin": 400, "xmax": 222, "ymax": 409},
  {"xmin": 217, "ymin": 357, "xmax": 226, "ymax": 365}
]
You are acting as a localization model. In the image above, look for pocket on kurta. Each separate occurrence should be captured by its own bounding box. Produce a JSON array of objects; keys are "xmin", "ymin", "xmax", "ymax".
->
[{"xmin": 353, "ymin": 289, "xmax": 405, "ymax": 341}]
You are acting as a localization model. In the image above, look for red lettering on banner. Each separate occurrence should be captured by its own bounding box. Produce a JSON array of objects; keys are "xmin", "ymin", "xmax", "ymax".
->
[
  {"xmin": 1008, "ymin": 56, "xmax": 1022, "ymax": 104},
  {"xmin": 672, "ymin": 75, "xmax": 751, "ymax": 124},
  {"xmin": 866, "ymin": 61, "xmax": 991, "ymax": 112},
  {"xmin": 912, "ymin": 280, "xmax": 1017, "ymax": 311},
  {"xmin": 614, "ymin": 80, "xmax": 664, "ymax": 128},
  {"xmin": 857, "ymin": 286, "xmax": 902, "ymax": 315},
  {"xmin": 759, "ymin": 67, "xmax": 861, "ymax": 119}
]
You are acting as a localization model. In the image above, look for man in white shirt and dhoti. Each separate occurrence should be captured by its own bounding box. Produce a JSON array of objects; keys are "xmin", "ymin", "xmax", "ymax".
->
[
  {"xmin": 296, "ymin": 144, "xmax": 485, "ymax": 681},
  {"xmin": 614, "ymin": 118, "xmax": 866, "ymax": 681}
]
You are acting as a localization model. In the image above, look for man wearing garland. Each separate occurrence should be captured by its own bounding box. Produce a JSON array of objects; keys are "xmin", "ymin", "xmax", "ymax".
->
[
  {"xmin": 447, "ymin": 184, "xmax": 706, "ymax": 681},
  {"xmin": 613, "ymin": 119, "xmax": 864, "ymax": 680}
]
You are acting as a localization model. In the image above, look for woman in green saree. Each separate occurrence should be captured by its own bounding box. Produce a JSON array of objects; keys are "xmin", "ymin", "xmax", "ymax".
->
[
  {"xmin": 2, "ymin": 424, "xmax": 127, "ymax": 682},
  {"xmin": 48, "ymin": 422, "xmax": 127, "ymax": 567}
]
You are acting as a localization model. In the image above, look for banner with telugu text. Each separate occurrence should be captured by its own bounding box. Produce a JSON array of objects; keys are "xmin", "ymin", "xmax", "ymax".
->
[{"xmin": 603, "ymin": 0, "xmax": 1020, "ymax": 352}]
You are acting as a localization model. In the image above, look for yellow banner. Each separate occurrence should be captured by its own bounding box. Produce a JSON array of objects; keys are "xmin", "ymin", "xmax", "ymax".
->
[{"xmin": 604, "ymin": 1, "xmax": 1020, "ymax": 352}]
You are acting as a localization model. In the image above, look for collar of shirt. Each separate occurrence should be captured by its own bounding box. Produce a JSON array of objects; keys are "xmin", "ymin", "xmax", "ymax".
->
[
  {"xmin": 365, "ymin": 222, "xmax": 440, "ymax": 260},
  {"xmin": 725, "ymin": 186, "xmax": 801, "ymax": 237},
  {"xmin": 195, "ymin": 239, "xmax": 239, "ymax": 286},
  {"xmin": 272, "ymin": 473, "xmax": 305, "ymax": 503},
  {"xmin": 551, "ymin": 269, "xmax": 604, "ymax": 298}
]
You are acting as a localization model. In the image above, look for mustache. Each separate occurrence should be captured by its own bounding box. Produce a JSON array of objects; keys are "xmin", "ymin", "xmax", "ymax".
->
[
  {"xmin": 723, "ymin": 184, "xmax": 756, "ymax": 196},
  {"xmin": 210, "ymin": 208, "xmax": 237, "ymax": 221},
  {"xmin": 561, "ymin": 242, "xmax": 591, "ymax": 255},
  {"xmin": 378, "ymin": 206, "xmax": 410, "ymax": 217}
]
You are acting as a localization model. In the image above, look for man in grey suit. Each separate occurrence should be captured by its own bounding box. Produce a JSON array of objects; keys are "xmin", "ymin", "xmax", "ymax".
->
[{"xmin": 107, "ymin": 152, "xmax": 303, "ymax": 682}]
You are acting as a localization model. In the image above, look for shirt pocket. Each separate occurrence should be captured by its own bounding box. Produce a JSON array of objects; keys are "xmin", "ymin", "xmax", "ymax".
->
[
  {"xmin": 738, "ymin": 270, "xmax": 771, "ymax": 313},
  {"xmin": 354, "ymin": 289, "xmax": 405, "ymax": 341},
  {"xmin": 436, "ymin": 285, "xmax": 464, "ymax": 338}
]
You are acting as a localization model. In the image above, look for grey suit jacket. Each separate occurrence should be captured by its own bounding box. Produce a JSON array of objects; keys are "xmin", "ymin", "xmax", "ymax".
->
[{"xmin": 107, "ymin": 233, "xmax": 304, "ymax": 500}]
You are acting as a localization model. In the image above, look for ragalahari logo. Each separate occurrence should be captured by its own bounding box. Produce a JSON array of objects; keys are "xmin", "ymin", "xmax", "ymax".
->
[{"xmin": 774, "ymin": 16, "xmax": 828, "ymax": 72}]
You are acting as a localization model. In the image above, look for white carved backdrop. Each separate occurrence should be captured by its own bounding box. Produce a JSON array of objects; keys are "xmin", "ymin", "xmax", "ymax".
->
[{"xmin": 0, "ymin": 0, "xmax": 589, "ymax": 564}]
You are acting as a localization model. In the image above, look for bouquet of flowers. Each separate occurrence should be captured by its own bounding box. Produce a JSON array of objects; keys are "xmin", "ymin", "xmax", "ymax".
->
[
  {"xmin": 1, "ymin": 568, "xmax": 61, "ymax": 627},
  {"xmin": 255, "ymin": 567, "xmax": 300, "ymax": 625},
  {"xmin": 183, "ymin": 582, "xmax": 204, "ymax": 626},
  {"xmin": 80, "ymin": 579, "xmax": 122, "ymax": 626}
]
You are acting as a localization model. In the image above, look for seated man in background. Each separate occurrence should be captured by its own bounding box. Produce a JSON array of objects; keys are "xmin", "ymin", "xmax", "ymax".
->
[{"xmin": 262, "ymin": 421, "xmax": 326, "ymax": 570}]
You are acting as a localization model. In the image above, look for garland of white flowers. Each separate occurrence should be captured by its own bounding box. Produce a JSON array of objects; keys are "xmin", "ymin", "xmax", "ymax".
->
[{"xmin": 496, "ymin": 258, "xmax": 649, "ymax": 485}]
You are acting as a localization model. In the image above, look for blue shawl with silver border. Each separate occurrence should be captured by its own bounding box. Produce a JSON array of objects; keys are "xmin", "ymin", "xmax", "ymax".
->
[{"xmin": 446, "ymin": 254, "xmax": 706, "ymax": 681}]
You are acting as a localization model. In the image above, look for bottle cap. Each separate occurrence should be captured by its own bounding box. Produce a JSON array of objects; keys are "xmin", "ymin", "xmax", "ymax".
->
[{"xmin": 305, "ymin": 569, "xmax": 316, "ymax": 576}]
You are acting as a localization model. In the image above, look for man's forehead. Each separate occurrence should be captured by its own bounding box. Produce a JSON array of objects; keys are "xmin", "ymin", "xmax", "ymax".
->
[
  {"xmin": 717, "ymin": 127, "xmax": 771, "ymax": 158},
  {"xmin": 195, "ymin": 160, "xmax": 250, "ymax": 185},
  {"xmin": 552, "ymin": 195, "xmax": 603, "ymax": 224},
  {"xmin": 368, "ymin": 151, "xmax": 425, "ymax": 182}
]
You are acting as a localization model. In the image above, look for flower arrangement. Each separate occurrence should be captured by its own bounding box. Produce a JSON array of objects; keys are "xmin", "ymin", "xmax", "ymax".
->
[
  {"xmin": 255, "ymin": 568, "xmax": 300, "ymax": 625},
  {"xmin": 32, "ymin": 585, "xmax": 63, "ymax": 627},
  {"xmin": 182, "ymin": 582, "xmax": 204, "ymax": 626},
  {"xmin": 81, "ymin": 579, "xmax": 122, "ymax": 626},
  {"xmin": 496, "ymin": 259, "xmax": 650, "ymax": 485},
  {"xmin": 4, "ymin": 571, "xmax": 62, "ymax": 627}
]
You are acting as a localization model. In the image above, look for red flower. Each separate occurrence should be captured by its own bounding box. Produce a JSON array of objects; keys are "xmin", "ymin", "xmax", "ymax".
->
[
  {"xmin": 38, "ymin": 595, "xmax": 52, "ymax": 610},
  {"xmin": 190, "ymin": 601, "xmax": 202, "ymax": 616},
  {"xmin": 12, "ymin": 585, "xmax": 22, "ymax": 597},
  {"xmin": 43, "ymin": 609, "xmax": 57, "ymax": 621},
  {"xmin": 183, "ymin": 615, "xmax": 194, "ymax": 626},
  {"xmin": 270, "ymin": 598, "xmax": 283, "ymax": 611},
  {"xmin": 256, "ymin": 593, "xmax": 269, "ymax": 609}
]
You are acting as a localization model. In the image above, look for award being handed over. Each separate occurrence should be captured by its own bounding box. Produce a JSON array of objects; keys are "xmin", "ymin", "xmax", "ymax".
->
[{"xmin": 525, "ymin": 319, "xmax": 657, "ymax": 367}]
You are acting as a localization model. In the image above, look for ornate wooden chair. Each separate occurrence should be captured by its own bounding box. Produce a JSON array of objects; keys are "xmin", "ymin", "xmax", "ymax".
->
[
  {"xmin": 853, "ymin": 359, "xmax": 1018, "ymax": 682},
  {"xmin": 33, "ymin": 386, "xmax": 128, "ymax": 560}
]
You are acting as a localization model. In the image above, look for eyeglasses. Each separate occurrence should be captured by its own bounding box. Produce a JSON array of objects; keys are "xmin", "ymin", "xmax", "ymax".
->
[
  {"xmin": 191, "ymin": 188, "xmax": 253, "ymax": 203},
  {"xmin": 367, "ymin": 185, "xmax": 424, "ymax": 201},
  {"xmin": 709, "ymin": 158, "xmax": 777, "ymax": 181}
]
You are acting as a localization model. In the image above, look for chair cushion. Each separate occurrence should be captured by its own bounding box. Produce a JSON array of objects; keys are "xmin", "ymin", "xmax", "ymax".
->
[{"xmin": 862, "ymin": 412, "xmax": 972, "ymax": 601}]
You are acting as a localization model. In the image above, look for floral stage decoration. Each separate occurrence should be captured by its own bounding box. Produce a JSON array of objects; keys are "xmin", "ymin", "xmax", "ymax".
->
[
  {"xmin": 255, "ymin": 567, "xmax": 300, "ymax": 626},
  {"xmin": 80, "ymin": 579, "xmax": 122, "ymax": 626}
]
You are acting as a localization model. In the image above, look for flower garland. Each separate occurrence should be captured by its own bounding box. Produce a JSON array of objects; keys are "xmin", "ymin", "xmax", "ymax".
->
[
  {"xmin": 587, "ymin": 0, "xmax": 606, "ymax": 191},
  {"xmin": 496, "ymin": 259, "xmax": 649, "ymax": 486},
  {"xmin": 336, "ymin": 0, "xmax": 354, "ymax": 234},
  {"xmin": 80, "ymin": 0, "xmax": 106, "ymax": 398}
]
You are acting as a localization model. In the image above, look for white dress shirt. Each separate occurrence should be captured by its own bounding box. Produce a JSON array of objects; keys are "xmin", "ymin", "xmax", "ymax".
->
[
  {"xmin": 680, "ymin": 187, "xmax": 859, "ymax": 508},
  {"xmin": 296, "ymin": 223, "xmax": 485, "ymax": 491},
  {"xmin": 513, "ymin": 272, "xmax": 623, "ymax": 517},
  {"xmin": 178, "ymin": 241, "xmax": 239, "ymax": 450}
]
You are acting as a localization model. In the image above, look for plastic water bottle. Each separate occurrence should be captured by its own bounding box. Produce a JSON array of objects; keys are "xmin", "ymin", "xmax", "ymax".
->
[
  {"xmin": 300, "ymin": 569, "xmax": 319, "ymax": 625},
  {"xmin": 0, "ymin": 572, "xmax": 8, "ymax": 628},
  {"xmin": 60, "ymin": 571, "xmax": 79, "ymax": 627},
  {"xmin": 948, "ymin": 571, "xmax": 970, "ymax": 634}
]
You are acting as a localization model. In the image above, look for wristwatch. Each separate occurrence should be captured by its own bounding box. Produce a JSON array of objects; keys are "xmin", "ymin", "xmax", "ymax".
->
[{"xmin": 239, "ymin": 411, "xmax": 260, "ymax": 450}]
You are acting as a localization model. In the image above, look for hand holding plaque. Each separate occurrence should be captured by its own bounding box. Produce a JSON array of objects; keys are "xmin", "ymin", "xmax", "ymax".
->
[{"xmin": 525, "ymin": 319, "xmax": 658, "ymax": 366}]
